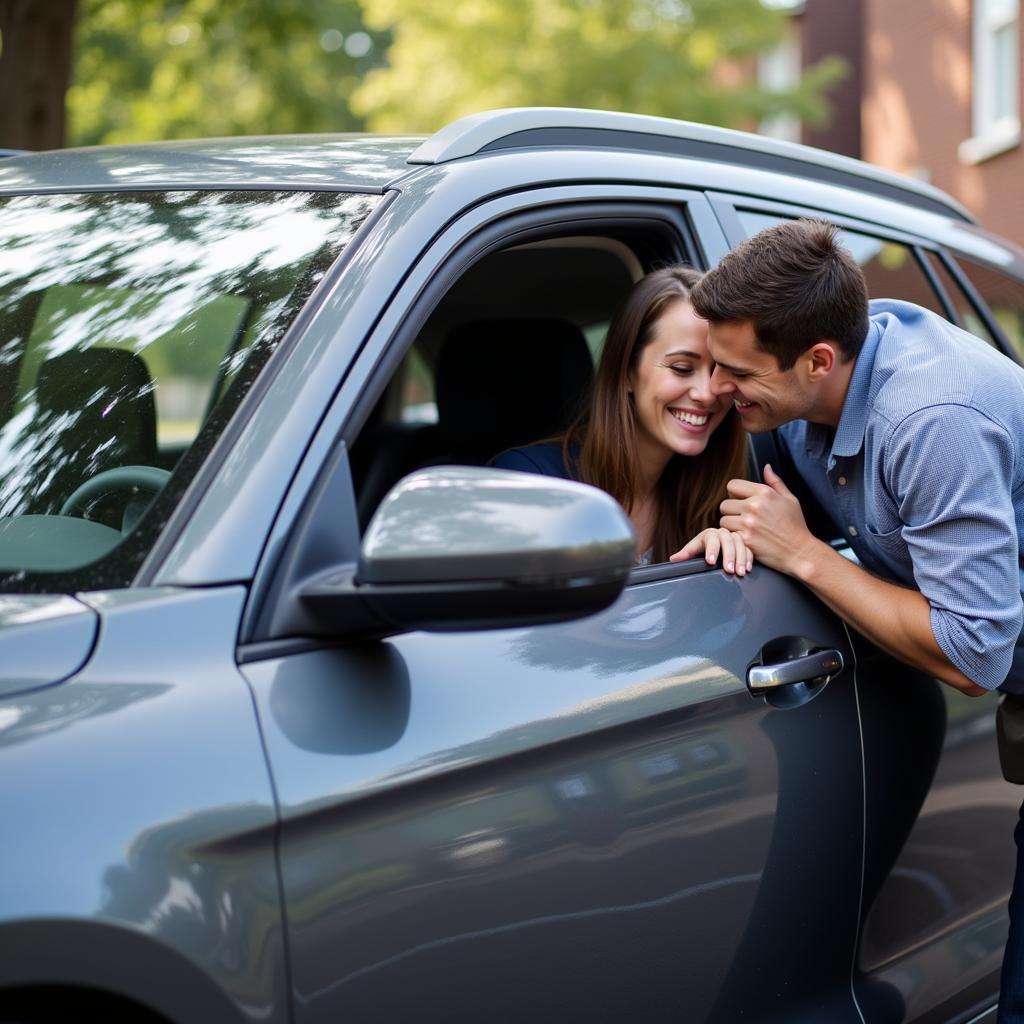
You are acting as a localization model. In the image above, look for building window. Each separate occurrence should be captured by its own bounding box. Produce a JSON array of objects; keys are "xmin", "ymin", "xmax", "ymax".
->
[
  {"xmin": 758, "ymin": 20, "xmax": 802, "ymax": 143},
  {"xmin": 960, "ymin": 0, "xmax": 1020, "ymax": 164}
]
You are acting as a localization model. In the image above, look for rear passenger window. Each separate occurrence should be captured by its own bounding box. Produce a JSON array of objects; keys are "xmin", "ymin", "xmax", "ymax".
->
[
  {"xmin": 736, "ymin": 211, "xmax": 946, "ymax": 314},
  {"xmin": 951, "ymin": 256, "xmax": 1024, "ymax": 360}
]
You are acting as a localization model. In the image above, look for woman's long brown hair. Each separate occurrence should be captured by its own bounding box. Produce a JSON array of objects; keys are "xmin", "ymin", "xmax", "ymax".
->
[{"xmin": 563, "ymin": 265, "xmax": 749, "ymax": 563}]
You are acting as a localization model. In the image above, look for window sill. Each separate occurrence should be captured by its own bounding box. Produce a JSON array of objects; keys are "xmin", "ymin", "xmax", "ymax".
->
[{"xmin": 958, "ymin": 118, "xmax": 1021, "ymax": 165}]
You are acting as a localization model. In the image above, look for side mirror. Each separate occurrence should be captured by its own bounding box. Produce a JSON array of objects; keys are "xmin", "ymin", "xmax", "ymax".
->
[{"xmin": 300, "ymin": 467, "xmax": 635, "ymax": 638}]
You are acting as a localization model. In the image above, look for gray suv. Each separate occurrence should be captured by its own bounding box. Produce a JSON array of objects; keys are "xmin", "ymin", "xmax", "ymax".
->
[{"xmin": 1, "ymin": 108, "xmax": 1023, "ymax": 1024}]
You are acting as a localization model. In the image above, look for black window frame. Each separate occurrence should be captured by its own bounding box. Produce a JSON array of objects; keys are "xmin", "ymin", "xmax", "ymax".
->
[{"xmin": 937, "ymin": 249, "xmax": 1024, "ymax": 363}]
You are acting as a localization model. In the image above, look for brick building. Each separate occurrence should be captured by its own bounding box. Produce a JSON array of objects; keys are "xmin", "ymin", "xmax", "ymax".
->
[
  {"xmin": 768, "ymin": 0, "xmax": 1023, "ymax": 246},
  {"xmin": 864, "ymin": 0, "xmax": 1023, "ymax": 246}
]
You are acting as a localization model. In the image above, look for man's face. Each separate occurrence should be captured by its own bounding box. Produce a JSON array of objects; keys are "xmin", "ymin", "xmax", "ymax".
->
[{"xmin": 706, "ymin": 320, "xmax": 815, "ymax": 433}]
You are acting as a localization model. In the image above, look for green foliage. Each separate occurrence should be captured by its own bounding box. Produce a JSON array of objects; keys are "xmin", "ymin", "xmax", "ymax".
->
[
  {"xmin": 68, "ymin": 0, "xmax": 390, "ymax": 145},
  {"xmin": 352, "ymin": 0, "xmax": 845, "ymax": 133}
]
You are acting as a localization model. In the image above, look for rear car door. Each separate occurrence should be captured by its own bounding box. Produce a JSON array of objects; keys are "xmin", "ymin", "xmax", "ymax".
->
[
  {"xmin": 241, "ymin": 188, "xmax": 868, "ymax": 1023},
  {"xmin": 712, "ymin": 196, "xmax": 1022, "ymax": 1023}
]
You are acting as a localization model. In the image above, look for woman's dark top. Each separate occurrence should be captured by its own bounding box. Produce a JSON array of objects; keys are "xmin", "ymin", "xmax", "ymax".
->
[
  {"xmin": 492, "ymin": 442, "xmax": 657, "ymax": 565},
  {"xmin": 491, "ymin": 442, "xmax": 577, "ymax": 479}
]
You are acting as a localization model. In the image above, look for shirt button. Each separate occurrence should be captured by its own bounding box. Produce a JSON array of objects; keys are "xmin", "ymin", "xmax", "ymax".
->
[
  {"xmin": 838, "ymin": 476, "xmax": 847, "ymax": 486},
  {"xmin": 848, "ymin": 526, "xmax": 859, "ymax": 538}
]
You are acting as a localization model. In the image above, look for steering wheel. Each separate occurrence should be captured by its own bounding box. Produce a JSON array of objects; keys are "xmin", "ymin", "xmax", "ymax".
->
[{"xmin": 60, "ymin": 465, "xmax": 171, "ymax": 531}]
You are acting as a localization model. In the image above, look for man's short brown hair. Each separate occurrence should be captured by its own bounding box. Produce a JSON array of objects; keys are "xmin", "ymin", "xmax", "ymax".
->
[{"xmin": 691, "ymin": 219, "xmax": 869, "ymax": 370}]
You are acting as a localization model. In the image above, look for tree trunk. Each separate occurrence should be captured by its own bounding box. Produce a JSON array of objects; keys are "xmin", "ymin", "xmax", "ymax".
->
[{"xmin": 0, "ymin": 0, "xmax": 78, "ymax": 151}]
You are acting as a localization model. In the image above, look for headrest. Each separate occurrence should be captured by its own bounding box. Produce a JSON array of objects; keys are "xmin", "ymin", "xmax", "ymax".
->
[
  {"xmin": 436, "ymin": 319, "xmax": 593, "ymax": 457},
  {"xmin": 35, "ymin": 347, "xmax": 158, "ymax": 468}
]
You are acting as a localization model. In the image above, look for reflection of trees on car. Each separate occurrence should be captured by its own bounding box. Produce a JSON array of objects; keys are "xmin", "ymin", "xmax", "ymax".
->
[{"xmin": 0, "ymin": 190, "xmax": 375, "ymax": 558}]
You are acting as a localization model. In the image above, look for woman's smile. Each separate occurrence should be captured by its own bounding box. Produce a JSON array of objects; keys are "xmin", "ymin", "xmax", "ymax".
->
[{"xmin": 669, "ymin": 406, "xmax": 715, "ymax": 431}]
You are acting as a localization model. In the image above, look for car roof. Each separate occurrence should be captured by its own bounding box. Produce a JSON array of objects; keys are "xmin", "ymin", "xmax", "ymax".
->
[
  {"xmin": 410, "ymin": 108, "xmax": 974, "ymax": 224},
  {"xmin": 0, "ymin": 135, "xmax": 426, "ymax": 194},
  {"xmin": 0, "ymin": 108, "xmax": 973, "ymax": 226}
]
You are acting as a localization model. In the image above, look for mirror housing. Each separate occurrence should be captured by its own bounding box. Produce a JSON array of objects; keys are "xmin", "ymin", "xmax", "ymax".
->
[{"xmin": 299, "ymin": 467, "xmax": 635, "ymax": 638}]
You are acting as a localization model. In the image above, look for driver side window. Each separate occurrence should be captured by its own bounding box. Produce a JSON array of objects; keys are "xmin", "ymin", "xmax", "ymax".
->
[{"xmin": 349, "ymin": 235, "xmax": 647, "ymax": 530}]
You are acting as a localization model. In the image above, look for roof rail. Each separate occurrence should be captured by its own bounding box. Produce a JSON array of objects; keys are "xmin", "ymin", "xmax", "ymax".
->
[{"xmin": 409, "ymin": 108, "xmax": 973, "ymax": 223}]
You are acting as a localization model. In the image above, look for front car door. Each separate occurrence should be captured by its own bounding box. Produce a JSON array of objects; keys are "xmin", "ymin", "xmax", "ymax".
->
[
  {"xmin": 242, "ymin": 187, "xmax": 868, "ymax": 1023},
  {"xmin": 711, "ymin": 195, "xmax": 1023, "ymax": 1023}
]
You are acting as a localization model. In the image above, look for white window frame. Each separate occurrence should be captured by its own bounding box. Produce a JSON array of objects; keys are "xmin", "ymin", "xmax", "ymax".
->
[{"xmin": 960, "ymin": 0, "xmax": 1020, "ymax": 164}]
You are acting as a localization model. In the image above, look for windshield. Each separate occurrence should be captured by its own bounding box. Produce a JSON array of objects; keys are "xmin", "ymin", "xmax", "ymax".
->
[{"xmin": 0, "ymin": 188, "xmax": 378, "ymax": 591}]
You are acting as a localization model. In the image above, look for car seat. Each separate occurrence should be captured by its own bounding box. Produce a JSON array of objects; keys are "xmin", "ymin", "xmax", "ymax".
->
[
  {"xmin": 355, "ymin": 318, "xmax": 593, "ymax": 526},
  {"xmin": 29, "ymin": 347, "xmax": 158, "ymax": 517},
  {"xmin": 433, "ymin": 317, "xmax": 593, "ymax": 464}
]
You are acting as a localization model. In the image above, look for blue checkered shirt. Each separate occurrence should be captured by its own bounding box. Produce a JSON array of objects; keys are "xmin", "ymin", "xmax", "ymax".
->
[{"xmin": 780, "ymin": 299, "xmax": 1024, "ymax": 693}]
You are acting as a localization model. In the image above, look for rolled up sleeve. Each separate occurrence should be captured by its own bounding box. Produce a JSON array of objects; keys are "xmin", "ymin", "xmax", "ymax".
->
[{"xmin": 886, "ymin": 404, "xmax": 1022, "ymax": 690}]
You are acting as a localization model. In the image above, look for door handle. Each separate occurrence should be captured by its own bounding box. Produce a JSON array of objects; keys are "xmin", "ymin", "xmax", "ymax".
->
[{"xmin": 747, "ymin": 649, "xmax": 844, "ymax": 691}]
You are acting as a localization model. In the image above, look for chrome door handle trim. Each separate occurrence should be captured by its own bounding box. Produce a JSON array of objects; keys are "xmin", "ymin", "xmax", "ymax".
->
[{"xmin": 747, "ymin": 649, "xmax": 845, "ymax": 691}]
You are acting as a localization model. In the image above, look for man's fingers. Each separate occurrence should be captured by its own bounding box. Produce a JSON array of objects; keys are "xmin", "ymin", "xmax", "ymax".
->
[
  {"xmin": 725, "ymin": 478, "xmax": 764, "ymax": 499},
  {"xmin": 720, "ymin": 514, "xmax": 743, "ymax": 533},
  {"xmin": 719, "ymin": 498, "xmax": 746, "ymax": 519}
]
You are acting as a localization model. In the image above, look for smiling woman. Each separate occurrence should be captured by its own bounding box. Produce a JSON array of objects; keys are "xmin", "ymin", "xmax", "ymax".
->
[
  {"xmin": 493, "ymin": 266, "xmax": 750, "ymax": 565},
  {"xmin": 0, "ymin": 188, "xmax": 378, "ymax": 588}
]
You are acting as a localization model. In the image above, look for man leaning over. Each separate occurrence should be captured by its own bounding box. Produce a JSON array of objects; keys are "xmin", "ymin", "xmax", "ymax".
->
[{"xmin": 672, "ymin": 218, "xmax": 1024, "ymax": 1021}]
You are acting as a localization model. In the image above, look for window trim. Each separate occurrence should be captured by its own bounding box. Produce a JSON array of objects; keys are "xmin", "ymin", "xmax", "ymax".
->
[
  {"xmin": 914, "ymin": 247, "xmax": 962, "ymax": 325},
  {"xmin": 707, "ymin": 192, "xmax": 952, "ymax": 253},
  {"xmin": 933, "ymin": 247, "xmax": 1019, "ymax": 360},
  {"xmin": 939, "ymin": 248, "xmax": 1024, "ymax": 362}
]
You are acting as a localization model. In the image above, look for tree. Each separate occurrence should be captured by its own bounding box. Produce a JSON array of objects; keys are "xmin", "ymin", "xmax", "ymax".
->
[
  {"xmin": 0, "ymin": 0, "xmax": 78, "ymax": 151},
  {"xmin": 352, "ymin": 0, "xmax": 845, "ymax": 133},
  {"xmin": 0, "ymin": 0, "xmax": 390, "ymax": 150},
  {"xmin": 66, "ymin": 0, "xmax": 389, "ymax": 146}
]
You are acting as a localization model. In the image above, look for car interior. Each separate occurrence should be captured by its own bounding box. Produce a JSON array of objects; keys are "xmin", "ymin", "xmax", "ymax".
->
[{"xmin": 348, "ymin": 231, "xmax": 698, "ymax": 532}]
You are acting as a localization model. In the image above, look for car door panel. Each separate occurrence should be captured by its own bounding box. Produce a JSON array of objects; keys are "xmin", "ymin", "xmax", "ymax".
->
[
  {"xmin": 715, "ymin": 194, "xmax": 1021, "ymax": 1022},
  {"xmin": 0, "ymin": 587, "xmax": 285, "ymax": 1024},
  {"xmin": 246, "ymin": 566, "xmax": 865, "ymax": 1023},
  {"xmin": 855, "ymin": 648, "xmax": 1014, "ymax": 1023}
]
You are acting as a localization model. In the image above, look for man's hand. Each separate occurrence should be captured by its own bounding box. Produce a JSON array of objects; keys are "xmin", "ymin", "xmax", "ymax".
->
[
  {"xmin": 717, "ymin": 464, "xmax": 822, "ymax": 576},
  {"xmin": 704, "ymin": 465, "xmax": 986, "ymax": 697}
]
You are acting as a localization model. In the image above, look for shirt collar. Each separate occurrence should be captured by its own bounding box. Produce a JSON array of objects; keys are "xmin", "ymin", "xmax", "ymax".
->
[{"xmin": 829, "ymin": 318, "xmax": 882, "ymax": 459}]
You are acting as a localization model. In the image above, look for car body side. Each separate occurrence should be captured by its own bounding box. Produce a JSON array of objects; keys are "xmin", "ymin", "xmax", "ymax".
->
[{"xmin": 0, "ymin": 130, "xmax": 1022, "ymax": 1022}]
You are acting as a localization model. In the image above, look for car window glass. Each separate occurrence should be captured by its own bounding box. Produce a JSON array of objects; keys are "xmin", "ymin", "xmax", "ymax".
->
[
  {"xmin": 736, "ymin": 210, "xmax": 946, "ymax": 314},
  {"xmin": 20, "ymin": 283, "xmax": 254, "ymax": 448},
  {"xmin": 348, "ymin": 236, "xmax": 642, "ymax": 534},
  {"xmin": 919, "ymin": 251, "xmax": 1000, "ymax": 349},
  {"xmin": 397, "ymin": 346, "xmax": 437, "ymax": 424},
  {"xmin": 0, "ymin": 189, "xmax": 378, "ymax": 590},
  {"xmin": 584, "ymin": 321, "xmax": 609, "ymax": 360},
  {"xmin": 951, "ymin": 255, "xmax": 1024, "ymax": 360}
]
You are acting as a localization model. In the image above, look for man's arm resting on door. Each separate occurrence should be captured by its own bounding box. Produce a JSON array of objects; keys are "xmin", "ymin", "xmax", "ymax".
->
[
  {"xmin": 788, "ymin": 535, "xmax": 987, "ymax": 697},
  {"xmin": 672, "ymin": 463, "xmax": 991, "ymax": 696}
]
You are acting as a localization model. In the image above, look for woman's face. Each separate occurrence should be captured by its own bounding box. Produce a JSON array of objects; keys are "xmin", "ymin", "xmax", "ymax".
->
[{"xmin": 628, "ymin": 299, "xmax": 730, "ymax": 464}]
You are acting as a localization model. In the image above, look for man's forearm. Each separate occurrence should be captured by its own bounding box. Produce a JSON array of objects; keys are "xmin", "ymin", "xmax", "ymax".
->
[{"xmin": 793, "ymin": 539, "xmax": 987, "ymax": 696}]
